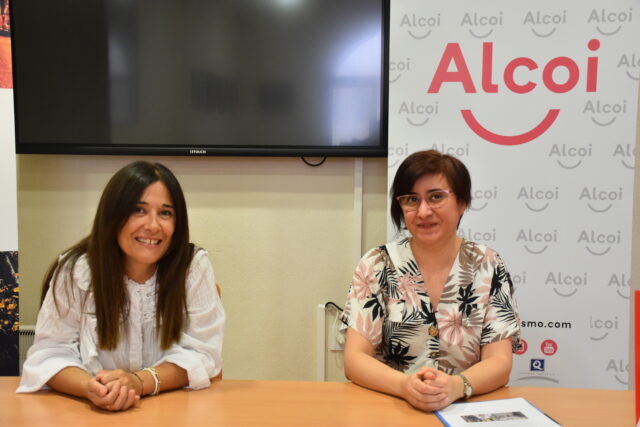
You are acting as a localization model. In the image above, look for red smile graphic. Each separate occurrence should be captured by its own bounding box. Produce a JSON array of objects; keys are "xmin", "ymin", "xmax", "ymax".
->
[{"xmin": 461, "ymin": 109, "xmax": 560, "ymax": 146}]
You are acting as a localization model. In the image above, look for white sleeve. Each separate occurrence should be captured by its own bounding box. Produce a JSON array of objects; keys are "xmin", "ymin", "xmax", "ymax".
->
[
  {"xmin": 16, "ymin": 264, "xmax": 89, "ymax": 393},
  {"xmin": 156, "ymin": 250, "xmax": 225, "ymax": 390}
]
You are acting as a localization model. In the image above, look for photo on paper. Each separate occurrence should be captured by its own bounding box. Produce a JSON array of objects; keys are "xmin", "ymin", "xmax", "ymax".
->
[
  {"xmin": 0, "ymin": 251, "xmax": 19, "ymax": 375},
  {"xmin": 461, "ymin": 411, "xmax": 528, "ymax": 423},
  {"xmin": 0, "ymin": 0, "xmax": 11, "ymax": 89}
]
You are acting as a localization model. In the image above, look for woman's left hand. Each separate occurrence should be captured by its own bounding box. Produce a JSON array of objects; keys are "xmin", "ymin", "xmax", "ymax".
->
[
  {"xmin": 95, "ymin": 369, "xmax": 144, "ymax": 397},
  {"xmin": 416, "ymin": 367, "xmax": 464, "ymax": 411}
]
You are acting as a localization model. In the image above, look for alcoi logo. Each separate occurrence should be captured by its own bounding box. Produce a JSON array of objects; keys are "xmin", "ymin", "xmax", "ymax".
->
[
  {"xmin": 583, "ymin": 98, "xmax": 627, "ymax": 126},
  {"xmin": 617, "ymin": 52, "xmax": 640, "ymax": 81},
  {"xmin": 516, "ymin": 229, "xmax": 557, "ymax": 255},
  {"xmin": 458, "ymin": 227, "xmax": 497, "ymax": 244},
  {"xmin": 549, "ymin": 143, "xmax": 592, "ymax": 169},
  {"xmin": 608, "ymin": 273, "xmax": 630, "ymax": 300},
  {"xmin": 430, "ymin": 143, "xmax": 470, "ymax": 159},
  {"xmin": 588, "ymin": 8, "xmax": 634, "ymax": 36},
  {"xmin": 605, "ymin": 358, "xmax": 628, "ymax": 385},
  {"xmin": 398, "ymin": 100, "xmax": 439, "ymax": 127},
  {"xmin": 589, "ymin": 315, "xmax": 619, "ymax": 341},
  {"xmin": 578, "ymin": 229, "xmax": 621, "ymax": 256},
  {"xmin": 469, "ymin": 186, "xmax": 498, "ymax": 211},
  {"xmin": 390, "ymin": 57, "xmax": 411, "ymax": 84},
  {"xmin": 510, "ymin": 271, "xmax": 527, "ymax": 288},
  {"xmin": 388, "ymin": 143, "xmax": 409, "ymax": 169},
  {"xmin": 545, "ymin": 271, "xmax": 587, "ymax": 297},
  {"xmin": 461, "ymin": 11, "xmax": 503, "ymax": 39},
  {"xmin": 524, "ymin": 10, "xmax": 567, "ymax": 38},
  {"xmin": 517, "ymin": 186, "xmax": 559, "ymax": 212},
  {"xmin": 612, "ymin": 143, "xmax": 635, "ymax": 170},
  {"xmin": 400, "ymin": 12, "xmax": 441, "ymax": 40},
  {"xmin": 427, "ymin": 40, "xmax": 600, "ymax": 146},
  {"xmin": 578, "ymin": 187, "xmax": 622, "ymax": 213}
]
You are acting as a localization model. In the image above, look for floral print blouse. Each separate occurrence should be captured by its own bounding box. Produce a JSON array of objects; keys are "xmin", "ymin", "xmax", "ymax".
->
[{"xmin": 340, "ymin": 238, "xmax": 521, "ymax": 375}]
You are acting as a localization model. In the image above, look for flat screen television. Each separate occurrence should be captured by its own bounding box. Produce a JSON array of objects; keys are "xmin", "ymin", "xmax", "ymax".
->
[{"xmin": 11, "ymin": 0, "xmax": 388, "ymax": 157}]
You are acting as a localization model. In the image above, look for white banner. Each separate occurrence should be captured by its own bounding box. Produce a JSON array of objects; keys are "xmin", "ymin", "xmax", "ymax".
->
[
  {"xmin": 389, "ymin": 0, "xmax": 639, "ymax": 389},
  {"xmin": 0, "ymin": 89, "xmax": 17, "ymax": 251}
]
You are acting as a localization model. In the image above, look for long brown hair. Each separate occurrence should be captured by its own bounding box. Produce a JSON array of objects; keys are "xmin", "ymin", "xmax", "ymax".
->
[{"xmin": 41, "ymin": 161, "xmax": 193, "ymax": 350}]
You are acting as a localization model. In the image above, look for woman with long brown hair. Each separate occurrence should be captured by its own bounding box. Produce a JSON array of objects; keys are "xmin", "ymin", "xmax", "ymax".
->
[{"xmin": 17, "ymin": 161, "xmax": 225, "ymax": 411}]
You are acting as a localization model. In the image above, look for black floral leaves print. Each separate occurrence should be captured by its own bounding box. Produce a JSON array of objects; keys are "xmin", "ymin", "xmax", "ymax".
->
[
  {"xmin": 457, "ymin": 285, "xmax": 479, "ymax": 317},
  {"xmin": 384, "ymin": 341, "xmax": 416, "ymax": 371}
]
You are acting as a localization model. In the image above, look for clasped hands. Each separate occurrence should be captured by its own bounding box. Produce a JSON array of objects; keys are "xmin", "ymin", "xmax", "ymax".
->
[
  {"xmin": 403, "ymin": 367, "xmax": 463, "ymax": 412},
  {"xmin": 85, "ymin": 369, "xmax": 142, "ymax": 411}
]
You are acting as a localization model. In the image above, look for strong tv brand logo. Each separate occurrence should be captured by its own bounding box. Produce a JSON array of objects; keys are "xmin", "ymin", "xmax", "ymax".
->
[
  {"xmin": 524, "ymin": 10, "xmax": 567, "ymax": 38},
  {"xmin": 400, "ymin": 13, "xmax": 441, "ymax": 40},
  {"xmin": 427, "ymin": 40, "xmax": 600, "ymax": 145},
  {"xmin": 545, "ymin": 271, "xmax": 587, "ymax": 298}
]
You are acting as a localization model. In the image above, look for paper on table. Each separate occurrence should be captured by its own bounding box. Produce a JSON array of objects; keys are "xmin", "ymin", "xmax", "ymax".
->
[{"xmin": 435, "ymin": 397, "xmax": 561, "ymax": 426}]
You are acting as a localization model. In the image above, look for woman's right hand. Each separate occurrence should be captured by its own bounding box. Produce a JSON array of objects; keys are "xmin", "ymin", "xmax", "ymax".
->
[
  {"xmin": 402, "ymin": 370, "xmax": 447, "ymax": 412},
  {"xmin": 84, "ymin": 376, "xmax": 139, "ymax": 411}
]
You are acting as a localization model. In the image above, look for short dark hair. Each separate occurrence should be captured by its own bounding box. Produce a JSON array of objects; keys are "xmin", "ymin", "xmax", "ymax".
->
[
  {"xmin": 42, "ymin": 161, "xmax": 194, "ymax": 350},
  {"xmin": 390, "ymin": 150, "xmax": 472, "ymax": 230}
]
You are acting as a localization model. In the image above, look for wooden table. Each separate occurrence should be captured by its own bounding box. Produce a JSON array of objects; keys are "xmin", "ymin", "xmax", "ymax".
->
[{"xmin": 0, "ymin": 377, "xmax": 634, "ymax": 426}]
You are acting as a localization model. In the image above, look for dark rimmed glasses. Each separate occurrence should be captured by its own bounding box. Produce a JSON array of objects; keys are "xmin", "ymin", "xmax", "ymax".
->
[{"xmin": 396, "ymin": 190, "xmax": 452, "ymax": 211}]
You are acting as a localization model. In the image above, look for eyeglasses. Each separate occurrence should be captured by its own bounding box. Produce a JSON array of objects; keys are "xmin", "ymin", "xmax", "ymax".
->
[{"xmin": 396, "ymin": 190, "xmax": 452, "ymax": 211}]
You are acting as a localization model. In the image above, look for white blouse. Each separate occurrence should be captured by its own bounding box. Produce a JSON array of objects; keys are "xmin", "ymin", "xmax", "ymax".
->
[{"xmin": 17, "ymin": 249, "xmax": 225, "ymax": 393}]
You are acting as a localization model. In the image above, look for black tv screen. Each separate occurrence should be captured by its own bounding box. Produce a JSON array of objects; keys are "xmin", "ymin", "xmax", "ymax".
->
[{"xmin": 11, "ymin": 0, "xmax": 388, "ymax": 157}]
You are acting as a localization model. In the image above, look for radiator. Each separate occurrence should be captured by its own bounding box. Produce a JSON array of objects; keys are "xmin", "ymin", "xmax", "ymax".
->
[{"xmin": 18, "ymin": 325, "xmax": 35, "ymax": 375}]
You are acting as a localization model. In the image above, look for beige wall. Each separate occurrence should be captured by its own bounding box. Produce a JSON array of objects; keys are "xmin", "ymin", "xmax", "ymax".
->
[{"xmin": 17, "ymin": 155, "xmax": 387, "ymax": 381}]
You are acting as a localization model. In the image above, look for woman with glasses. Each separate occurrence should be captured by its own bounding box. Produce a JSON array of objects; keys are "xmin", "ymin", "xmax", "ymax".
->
[
  {"xmin": 17, "ymin": 161, "xmax": 225, "ymax": 411},
  {"xmin": 341, "ymin": 150, "xmax": 520, "ymax": 412}
]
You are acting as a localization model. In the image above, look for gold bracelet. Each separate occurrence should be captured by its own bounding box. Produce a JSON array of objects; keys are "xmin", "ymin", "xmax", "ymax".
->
[{"xmin": 142, "ymin": 367, "xmax": 161, "ymax": 396}]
